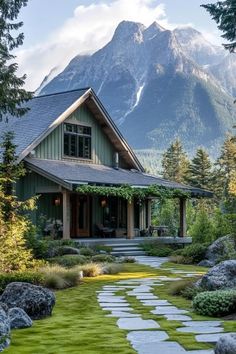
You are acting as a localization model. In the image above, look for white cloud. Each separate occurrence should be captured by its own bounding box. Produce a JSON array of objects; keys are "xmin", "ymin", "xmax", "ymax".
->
[{"xmin": 16, "ymin": 0, "xmax": 168, "ymax": 91}]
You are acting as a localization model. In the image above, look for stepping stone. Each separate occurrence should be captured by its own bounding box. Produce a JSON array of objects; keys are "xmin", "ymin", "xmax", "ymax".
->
[
  {"xmin": 177, "ymin": 326, "xmax": 223, "ymax": 334},
  {"xmin": 102, "ymin": 307, "xmax": 133, "ymax": 312},
  {"xmin": 127, "ymin": 330, "xmax": 169, "ymax": 344},
  {"xmin": 141, "ymin": 300, "xmax": 170, "ymax": 306},
  {"xmin": 151, "ymin": 307, "xmax": 188, "ymax": 315},
  {"xmin": 136, "ymin": 295, "xmax": 158, "ymax": 300},
  {"xmin": 107, "ymin": 312, "xmax": 141, "ymax": 318},
  {"xmin": 97, "ymin": 297, "xmax": 126, "ymax": 303},
  {"xmin": 97, "ymin": 292, "xmax": 115, "ymax": 296},
  {"xmin": 182, "ymin": 321, "xmax": 222, "ymax": 327},
  {"xmin": 164, "ymin": 314, "xmax": 192, "ymax": 321},
  {"xmin": 99, "ymin": 303, "xmax": 130, "ymax": 307},
  {"xmin": 196, "ymin": 333, "xmax": 235, "ymax": 343},
  {"xmin": 117, "ymin": 317, "xmax": 160, "ymax": 330},
  {"xmin": 186, "ymin": 350, "xmax": 214, "ymax": 354},
  {"xmin": 129, "ymin": 341, "xmax": 186, "ymax": 354}
]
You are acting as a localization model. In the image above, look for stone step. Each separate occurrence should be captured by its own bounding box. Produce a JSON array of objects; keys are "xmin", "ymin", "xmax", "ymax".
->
[
  {"xmin": 111, "ymin": 250, "xmax": 146, "ymax": 256},
  {"xmin": 112, "ymin": 246, "xmax": 141, "ymax": 251}
]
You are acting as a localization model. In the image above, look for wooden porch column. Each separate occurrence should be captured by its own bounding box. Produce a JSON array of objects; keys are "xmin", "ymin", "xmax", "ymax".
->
[
  {"xmin": 62, "ymin": 190, "xmax": 70, "ymax": 239},
  {"xmin": 147, "ymin": 199, "xmax": 152, "ymax": 228},
  {"xmin": 127, "ymin": 199, "xmax": 134, "ymax": 239},
  {"xmin": 179, "ymin": 198, "xmax": 187, "ymax": 237}
]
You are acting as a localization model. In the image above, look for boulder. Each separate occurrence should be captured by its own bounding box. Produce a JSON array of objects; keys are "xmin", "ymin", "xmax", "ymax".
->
[
  {"xmin": 8, "ymin": 307, "xmax": 33, "ymax": 329},
  {"xmin": 0, "ymin": 302, "xmax": 8, "ymax": 313},
  {"xmin": 206, "ymin": 235, "xmax": 235, "ymax": 265},
  {"xmin": 0, "ymin": 282, "xmax": 55, "ymax": 320},
  {"xmin": 198, "ymin": 260, "xmax": 215, "ymax": 267},
  {"xmin": 0, "ymin": 307, "xmax": 10, "ymax": 352},
  {"xmin": 215, "ymin": 333, "xmax": 236, "ymax": 354},
  {"xmin": 197, "ymin": 260, "xmax": 236, "ymax": 291}
]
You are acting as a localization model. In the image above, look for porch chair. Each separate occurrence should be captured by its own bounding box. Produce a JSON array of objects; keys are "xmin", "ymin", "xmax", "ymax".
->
[{"xmin": 95, "ymin": 224, "xmax": 115, "ymax": 238}]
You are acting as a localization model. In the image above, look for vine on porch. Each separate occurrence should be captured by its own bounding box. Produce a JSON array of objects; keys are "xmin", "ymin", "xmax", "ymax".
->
[{"xmin": 76, "ymin": 184, "xmax": 190, "ymax": 203}]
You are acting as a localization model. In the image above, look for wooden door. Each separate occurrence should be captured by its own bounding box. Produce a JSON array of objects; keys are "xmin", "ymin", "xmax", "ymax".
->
[{"xmin": 71, "ymin": 195, "xmax": 90, "ymax": 238}]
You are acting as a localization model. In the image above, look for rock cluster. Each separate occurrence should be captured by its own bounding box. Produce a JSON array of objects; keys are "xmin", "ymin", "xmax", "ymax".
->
[
  {"xmin": 215, "ymin": 333, "xmax": 236, "ymax": 354},
  {"xmin": 199, "ymin": 235, "xmax": 235, "ymax": 267}
]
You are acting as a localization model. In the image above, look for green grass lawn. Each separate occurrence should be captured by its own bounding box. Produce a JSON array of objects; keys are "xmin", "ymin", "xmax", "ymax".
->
[{"xmin": 5, "ymin": 263, "xmax": 236, "ymax": 354}]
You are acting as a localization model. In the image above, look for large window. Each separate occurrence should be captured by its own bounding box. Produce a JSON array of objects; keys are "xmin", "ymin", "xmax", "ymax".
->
[{"xmin": 64, "ymin": 123, "xmax": 92, "ymax": 159}]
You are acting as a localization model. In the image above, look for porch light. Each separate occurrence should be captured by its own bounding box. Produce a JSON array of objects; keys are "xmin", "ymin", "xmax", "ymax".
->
[
  {"xmin": 53, "ymin": 196, "xmax": 61, "ymax": 206},
  {"xmin": 100, "ymin": 197, "xmax": 108, "ymax": 208}
]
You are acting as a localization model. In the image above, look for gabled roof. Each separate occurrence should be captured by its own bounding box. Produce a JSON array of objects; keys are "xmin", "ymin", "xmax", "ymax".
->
[
  {"xmin": 0, "ymin": 88, "xmax": 143, "ymax": 171},
  {"xmin": 25, "ymin": 158, "xmax": 213, "ymax": 198}
]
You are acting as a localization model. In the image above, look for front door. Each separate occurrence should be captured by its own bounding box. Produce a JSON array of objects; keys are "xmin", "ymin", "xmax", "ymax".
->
[{"xmin": 71, "ymin": 195, "xmax": 90, "ymax": 237}]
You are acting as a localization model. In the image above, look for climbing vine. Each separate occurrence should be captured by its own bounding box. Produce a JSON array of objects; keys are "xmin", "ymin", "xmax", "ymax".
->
[{"xmin": 76, "ymin": 184, "xmax": 190, "ymax": 202}]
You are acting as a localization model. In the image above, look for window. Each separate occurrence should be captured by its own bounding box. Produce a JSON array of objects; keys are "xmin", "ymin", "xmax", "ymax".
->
[{"xmin": 64, "ymin": 123, "xmax": 91, "ymax": 159}]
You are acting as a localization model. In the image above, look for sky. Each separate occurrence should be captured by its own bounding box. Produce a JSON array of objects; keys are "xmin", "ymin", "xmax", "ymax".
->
[{"xmin": 16, "ymin": 0, "xmax": 222, "ymax": 91}]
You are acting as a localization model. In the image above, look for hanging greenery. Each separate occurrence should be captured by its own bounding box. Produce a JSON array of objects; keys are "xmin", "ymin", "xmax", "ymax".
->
[{"xmin": 76, "ymin": 184, "xmax": 190, "ymax": 202}]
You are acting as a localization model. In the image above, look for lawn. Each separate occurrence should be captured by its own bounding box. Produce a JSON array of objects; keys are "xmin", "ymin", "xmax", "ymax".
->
[{"xmin": 5, "ymin": 262, "xmax": 236, "ymax": 353}]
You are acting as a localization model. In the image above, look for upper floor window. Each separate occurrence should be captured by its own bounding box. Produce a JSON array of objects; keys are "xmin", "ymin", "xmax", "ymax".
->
[{"xmin": 64, "ymin": 123, "xmax": 92, "ymax": 159}]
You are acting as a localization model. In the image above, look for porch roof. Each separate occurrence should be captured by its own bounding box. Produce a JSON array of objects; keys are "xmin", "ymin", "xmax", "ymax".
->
[{"xmin": 25, "ymin": 158, "xmax": 213, "ymax": 198}]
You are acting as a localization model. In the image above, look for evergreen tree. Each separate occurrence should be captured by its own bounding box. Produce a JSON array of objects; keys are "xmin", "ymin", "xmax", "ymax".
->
[
  {"xmin": 201, "ymin": 1, "xmax": 236, "ymax": 52},
  {"xmin": 0, "ymin": 0, "xmax": 32, "ymax": 120},
  {"xmin": 188, "ymin": 148, "xmax": 213, "ymax": 190},
  {"xmin": 162, "ymin": 138, "xmax": 190, "ymax": 183}
]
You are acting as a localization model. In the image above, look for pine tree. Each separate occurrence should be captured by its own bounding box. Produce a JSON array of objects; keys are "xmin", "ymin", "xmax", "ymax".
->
[
  {"xmin": 188, "ymin": 148, "xmax": 213, "ymax": 190},
  {"xmin": 161, "ymin": 139, "xmax": 190, "ymax": 183},
  {"xmin": 201, "ymin": 1, "xmax": 236, "ymax": 52},
  {"xmin": 0, "ymin": 0, "xmax": 32, "ymax": 120}
]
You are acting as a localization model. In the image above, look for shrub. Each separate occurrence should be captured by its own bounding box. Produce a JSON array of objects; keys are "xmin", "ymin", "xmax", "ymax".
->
[
  {"xmin": 48, "ymin": 255, "xmax": 88, "ymax": 268},
  {"xmin": 189, "ymin": 206, "xmax": 215, "ymax": 244},
  {"xmin": 170, "ymin": 244, "xmax": 206, "ymax": 264},
  {"xmin": 0, "ymin": 272, "xmax": 44, "ymax": 294},
  {"xmin": 102, "ymin": 264, "xmax": 123, "ymax": 274},
  {"xmin": 91, "ymin": 254, "xmax": 115, "ymax": 263},
  {"xmin": 93, "ymin": 245, "xmax": 112, "ymax": 254},
  {"xmin": 79, "ymin": 247, "xmax": 95, "ymax": 257},
  {"xmin": 168, "ymin": 280, "xmax": 194, "ymax": 296},
  {"xmin": 193, "ymin": 290, "xmax": 236, "ymax": 317},
  {"xmin": 40, "ymin": 265, "xmax": 81, "ymax": 289},
  {"xmin": 170, "ymin": 255, "xmax": 193, "ymax": 264},
  {"xmin": 122, "ymin": 257, "xmax": 136, "ymax": 263},
  {"xmin": 78, "ymin": 263, "xmax": 103, "ymax": 277},
  {"xmin": 142, "ymin": 242, "xmax": 173, "ymax": 257}
]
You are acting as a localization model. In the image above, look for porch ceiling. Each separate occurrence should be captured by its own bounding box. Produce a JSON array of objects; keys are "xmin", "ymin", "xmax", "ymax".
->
[{"xmin": 25, "ymin": 158, "xmax": 213, "ymax": 198}]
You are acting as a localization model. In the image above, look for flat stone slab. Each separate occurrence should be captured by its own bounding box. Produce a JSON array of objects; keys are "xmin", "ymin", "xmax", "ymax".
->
[
  {"xmin": 97, "ymin": 292, "xmax": 115, "ymax": 296},
  {"xmin": 117, "ymin": 317, "xmax": 160, "ymax": 330},
  {"xmin": 106, "ymin": 312, "xmax": 141, "ymax": 318},
  {"xmin": 127, "ymin": 330, "xmax": 169, "ymax": 344},
  {"xmin": 141, "ymin": 300, "xmax": 171, "ymax": 306},
  {"xmin": 129, "ymin": 341, "xmax": 186, "ymax": 354},
  {"xmin": 196, "ymin": 333, "xmax": 235, "ymax": 343},
  {"xmin": 164, "ymin": 314, "xmax": 192, "ymax": 321},
  {"xmin": 177, "ymin": 326, "xmax": 223, "ymax": 334},
  {"xmin": 186, "ymin": 350, "xmax": 214, "ymax": 354},
  {"xmin": 102, "ymin": 307, "xmax": 133, "ymax": 312},
  {"xmin": 151, "ymin": 307, "xmax": 188, "ymax": 315},
  {"xmin": 97, "ymin": 297, "xmax": 126, "ymax": 303},
  {"xmin": 99, "ymin": 303, "xmax": 130, "ymax": 307},
  {"xmin": 182, "ymin": 321, "xmax": 222, "ymax": 327},
  {"xmin": 135, "ymin": 295, "xmax": 158, "ymax": 300}
]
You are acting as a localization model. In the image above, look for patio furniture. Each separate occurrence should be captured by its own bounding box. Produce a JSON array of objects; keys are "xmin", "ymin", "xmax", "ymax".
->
[
  {"xmin": 149, "ymin": 225, "xmax": 169, "ymax": 237},
  {"xmin": 95, "ymin": 224, "xmax": 115, "ymax": 238}
]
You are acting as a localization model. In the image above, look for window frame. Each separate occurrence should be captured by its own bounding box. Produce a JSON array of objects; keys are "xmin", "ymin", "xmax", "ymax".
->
[{"xmin": 63, "ymin": 122, "xmax": 92, "ymax": 160}]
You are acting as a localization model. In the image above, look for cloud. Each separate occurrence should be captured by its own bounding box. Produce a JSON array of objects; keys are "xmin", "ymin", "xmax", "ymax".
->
[{"xmin": 16, "ymin": 0, "xmax": 168, "ymax": 91}]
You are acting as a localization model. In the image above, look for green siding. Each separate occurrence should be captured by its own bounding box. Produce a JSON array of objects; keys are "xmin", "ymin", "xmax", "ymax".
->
[{"xmin": 35, "ymin": 104, "xmax": 116, "ymax": 166}]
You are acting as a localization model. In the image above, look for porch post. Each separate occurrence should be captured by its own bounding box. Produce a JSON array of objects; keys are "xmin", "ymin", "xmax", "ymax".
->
[
  {"xmin": 62, "ymin": 190, "xmax": 70, "ymax": 239},
  {"xmin": 179, "ymin": 198, "xmax": 187, "ymax": 237},
  {"xmin": 147, "ymin": 199, "xmax": 152, "ymax": 228},
  {"xmin": 127, "ymin": 199, "xmax": 134, "ymax": 239}
]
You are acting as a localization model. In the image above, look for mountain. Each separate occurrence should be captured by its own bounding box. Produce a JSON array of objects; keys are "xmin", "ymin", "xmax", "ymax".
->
[{"xmin": 39, "ymin": 21, "xmax": 236, "ymax": 156}]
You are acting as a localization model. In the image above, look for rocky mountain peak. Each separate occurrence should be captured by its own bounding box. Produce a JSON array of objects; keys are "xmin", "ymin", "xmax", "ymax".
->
[
  {"xmin": 144, "ymin": 21, "xmax": 166, "ymax": 40},
  {"xmin": 112, "ymin": 20, "xmax": 145, "ymax": 43}
]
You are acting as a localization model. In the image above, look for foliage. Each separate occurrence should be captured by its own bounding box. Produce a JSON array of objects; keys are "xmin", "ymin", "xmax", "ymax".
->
[
  {"xmin": 79, "ymin": 247, "xmax": 96, "ymax": 257},
  {"xmin": 161, "ymin": 138, "xmax": 190, "ymax": 183},
  {"xmin": 142, "ymin": 242, "xmax": 173, "ymax": 257},
  {"xmin": 179, "ymin": 244, "xmax": 207, "ymax": 263},
  {"xmin": 167, "ymin": 279, "xmax": 203, "ymax": 299},
  {"xmin": 187, "ymin": 148, "xmax": 213, "ymax": 190},
  {"xmin": 170, "ymin": 255, "xmax": 195, "ymax": 265},
  {"xmin": 77, "ymin": 184, "xmax": 190, "ymax": 203},
  {"xmin": 91, "ymin": 254, "xmax": 115, "ymax": 263},
  {"xmin": 0, "ymin": 271, "xmax": 43, "ymax": 294},
  {"xmin": 0, "ymin": 0, "xmax": 32, "ymax": 120},
  {"xmin": 152, "ymin": 199, "xmax": 180, "ymax": 236},
  {"xmin": 93, "ymin": 245, "xmax": 112, "ymax": 254},
  {"xmin": 193, "ymin": 290, "xmax": 236, "ymax": 316},
  {"xmin": 78, "ymin": 263, "xmax": 103, "ymax": 277},
  {"xmin": 40, "ymin": 265, "xmax": 81, "ymax": 290},
  {"xmin": 48, "ymin": 255, "xmax": 88, "ymax": 268},
  {"xmin": 102, "ymin": 263, "xmax": 123, "ymax": 274},
  {"xmin": 121, "ymin": 256, "xmax": 136, "ymax": 263},
  {"xmin": 188, "ymin": 203, "xmax": 215, "ymax": 244},
  {"xmin": 201, "ymin": 0, "xmax": 236, "ymax": 52}
]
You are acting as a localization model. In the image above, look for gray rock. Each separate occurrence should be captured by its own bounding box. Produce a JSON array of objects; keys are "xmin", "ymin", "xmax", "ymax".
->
[
  {"xmin": 215, "ymin": 333, "xmax": 236, "ymax": 354},
  {"xmin": 206, "ymin": 235, "xmax": 235, "ymax": 265},
  {"xmin": 0, "ymin": 302, "xmax": 8, "ymax": 313},
  {"xmin": 8, "ymin": 307, "xmax": 33, "ymax": 329},
  {"xmin": 197, "ymin": 260, "xmax": 236, "ymax": 290},
  {"xmin": 0, "ymin": 307, "xmax": 10, "ymax": 352},
  {"xmin": 198, "ymin": 260, "xmax": 215, "ymax": 267},
  {"xmin": 0, "ymin": 282, "xmax": 55, "ymax": 320}
]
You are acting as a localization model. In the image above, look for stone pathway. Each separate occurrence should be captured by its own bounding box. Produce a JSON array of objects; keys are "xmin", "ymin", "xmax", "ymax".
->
[{"xmin": 96, "ymin": 256, "xmax": 234, "ymax": 354}]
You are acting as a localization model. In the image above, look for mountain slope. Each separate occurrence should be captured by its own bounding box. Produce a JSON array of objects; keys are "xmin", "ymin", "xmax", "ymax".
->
[{"xmin": 39, "ymin": 21, "xmax": 236, "ymax": 155}]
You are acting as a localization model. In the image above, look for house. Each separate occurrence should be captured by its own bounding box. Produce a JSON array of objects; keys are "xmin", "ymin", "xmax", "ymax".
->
[{"xmin": 0, "ymin": 88, "xmax": 212, "ymax": 240}]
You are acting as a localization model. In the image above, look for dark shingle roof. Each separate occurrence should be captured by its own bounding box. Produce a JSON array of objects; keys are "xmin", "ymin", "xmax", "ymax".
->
[
  {"xmin": 25, "ymin": 158, "xmax": 213, "ymax": 197},
  {"xmin": 0, "ymin": 88, "xmax": 89, "ymax": 158}
]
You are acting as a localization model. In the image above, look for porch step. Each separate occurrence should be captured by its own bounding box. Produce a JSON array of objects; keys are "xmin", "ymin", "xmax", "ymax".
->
[
  {"xmin": 108, "ymin": 242, "xmax": 146, "ymax": 256},
  {"xmin": 112, "ymin": 250, "xmax": 146, "ymax": 256}
]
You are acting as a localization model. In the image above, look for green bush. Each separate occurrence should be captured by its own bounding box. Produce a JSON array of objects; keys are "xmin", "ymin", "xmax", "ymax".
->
[
  {"xmin": 193, "ymin": 290, "xmax": 236, "ymax": 317},
  {"xmin": 189, "ymin": 206, "xmax": 215, "ymax": 244},
  {"xmin": 93, "ymin": 245, "xmax": 112, "ymax": 254},
  {"xmin": 48, "ymin": 255, "xmax": 88, "ymax": 267},
  {"xmin": 78, "ymin": 263, "xmax": 103, "ymax": 277},
  {"xmin": 122, "ymin": 257, "xmax": 136, "ymax": 263},
  {"xmin": 169, "ymin": 255, "xmax": 193, "ymax": 264},
  {"xmin": 91, "ymin": 254, "xmax": 115, "ymax": 263},
  {"xmin": 40, "ymin": 265, "xmax": 81, "ymax": 289},
  {"xmin": 142, "ymin": 242, "xmax": 173, "ymax": 257},
  {"xmin": 170, "ymin": 244, "xmax": 206, "ymax": 264},
  {"xmin": 168, "ymin": 280, "xmax": 194, "ymax": 296},
  {"xmin": 79, "ymin": 247, "xmax": 95, "ymax": 257},
  {"xmin": 0, "ymin": 272, "xmax": 44, "ymax": 294},
  {"xmin": 103, "ymin": 264, "xmax": 123, "ymax": 274}
]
